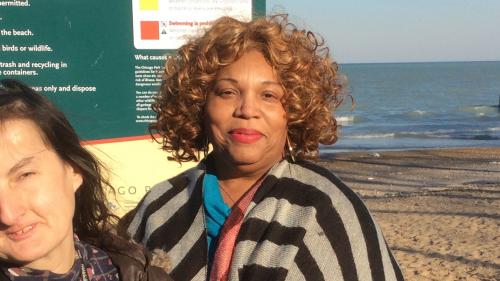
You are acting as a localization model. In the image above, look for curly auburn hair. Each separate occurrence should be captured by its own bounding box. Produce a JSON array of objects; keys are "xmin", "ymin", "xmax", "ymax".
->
[
  {"xmin": 151, "ymin": 14, "xmax": 346, "ymax": 162},
  {"xmin": 0, "ymin": 79, "xmax": 117, "ymax": 246}
]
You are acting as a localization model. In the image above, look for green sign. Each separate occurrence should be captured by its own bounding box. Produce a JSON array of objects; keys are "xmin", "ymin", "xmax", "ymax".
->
[{"xmin": 0, "ymin": 0, "xmax": 265, "ymax": 140}]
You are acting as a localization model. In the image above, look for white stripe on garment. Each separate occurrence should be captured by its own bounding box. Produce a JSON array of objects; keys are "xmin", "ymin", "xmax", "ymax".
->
[
  {"xmin": 167, "ymin": 205, "xmax": 205, "ymax": 270},
  {"xmin": 246, "ymin": 197, "xmax": 343, "ymax": 280},
  {"xmin": 191, "ymin": 264, "xmax": 208, "ymax": 281},
  {"xmin": 128, "ymin": 179, "xmax": 173, "ymax": 235},
  {"xmin": 138, "ymin": 167, "xmax": 203, "ymax": 243},
  {"xmin": 141, "ymin": 184, "xmax": 191, "ymax": 243},
  {"xmin": 290, "ymin": 164, "xmax": 374, "ymax": 281},
  {"xmin": 287, "ymin": 261, "xmax": 306, "ymax": 281}
]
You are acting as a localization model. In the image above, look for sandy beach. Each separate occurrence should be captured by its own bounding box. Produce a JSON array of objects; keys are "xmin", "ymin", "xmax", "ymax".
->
[{"xmin": 318, "ymin": 147, "xmax": 500, "ymax": 281}]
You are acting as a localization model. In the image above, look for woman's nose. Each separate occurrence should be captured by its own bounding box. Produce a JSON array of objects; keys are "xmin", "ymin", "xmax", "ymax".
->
[
  {"xmin": 0, "ymin": 189, "xmax": 25, "ymax": 226},
  {"xmin": 234, "ymin": 92, "xmax": 260, "ymax": 119}
]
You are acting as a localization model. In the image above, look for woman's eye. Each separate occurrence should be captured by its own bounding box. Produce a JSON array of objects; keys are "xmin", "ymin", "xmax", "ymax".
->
[
  {"xmin": 262, "ymin": 91, "xmax": 279, "ymax": 100},
  {"xmin": 216, "ymin": 89, "xmax": 237, "ymax": 98},
  {"xmin": 18, "ymin": 171, "xmax": 35, "ymax": 181}
]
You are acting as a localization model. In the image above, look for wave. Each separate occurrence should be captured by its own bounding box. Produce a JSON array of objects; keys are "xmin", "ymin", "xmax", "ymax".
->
[
  {"xmin": 405, "ymin": 110, "xmax": 432, "ymax": 118},
  {"xmin": 336, "ymin": 115, "xmax": 360, "ymax": 126},
  {"xmin": 384, "ymin": 110, "xmax": 433, "ymax": 120},
  {"xmin": 460, "ymin": 105, "xmax": 499, "ymax": 116},
  {"xmin": 348, "ymin": 133, "xmax": 396, "ymax": 139}
]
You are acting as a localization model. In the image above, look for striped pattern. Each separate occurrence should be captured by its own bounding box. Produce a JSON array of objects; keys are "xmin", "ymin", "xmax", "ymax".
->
[{"xmin": 126, "ymin": 158, "xmax": 405, "ymax": 281}]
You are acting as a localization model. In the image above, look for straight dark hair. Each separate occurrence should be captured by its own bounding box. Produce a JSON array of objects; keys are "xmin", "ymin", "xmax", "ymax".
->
[{"xmin": 0, "ymin": 79, "xmax": 117, "ymax": 245}]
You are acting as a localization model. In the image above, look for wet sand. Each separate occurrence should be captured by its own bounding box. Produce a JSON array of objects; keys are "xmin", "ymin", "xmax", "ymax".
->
[{"xmin": 318, "ymin": 147, "xmax": 500, "ymax": 281}]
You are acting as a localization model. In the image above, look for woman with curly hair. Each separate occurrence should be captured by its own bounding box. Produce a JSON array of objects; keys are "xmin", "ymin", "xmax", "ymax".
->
[
  {"xmin": 123, "ymin": 15, "xmax": 404, "ymax": 281},
  {"xmin": 0, "ymin": 79, "xmax": 172, "ymax": 281}
]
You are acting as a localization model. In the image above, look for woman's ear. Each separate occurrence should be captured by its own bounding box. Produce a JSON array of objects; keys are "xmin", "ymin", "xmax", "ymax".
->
[{"xmin": 67, "ymin": 164, "xmax": 83, "ymax": 192}]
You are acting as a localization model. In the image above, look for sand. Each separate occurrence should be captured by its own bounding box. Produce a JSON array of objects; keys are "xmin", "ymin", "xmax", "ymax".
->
[{"xmin": 318, "ymin": 147, "xmax": 500, "ymax": 281}]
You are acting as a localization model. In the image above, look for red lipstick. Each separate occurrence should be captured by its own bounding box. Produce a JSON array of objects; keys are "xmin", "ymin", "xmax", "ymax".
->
[{"xmin": 229, "ymin": 128, "xmax": 263, "ymax": 144}]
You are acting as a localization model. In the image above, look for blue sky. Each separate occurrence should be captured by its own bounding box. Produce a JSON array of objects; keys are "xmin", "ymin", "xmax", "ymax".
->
[{"xmin": 266, "ymin": 1, "xmax": 500, "ymax": 63}]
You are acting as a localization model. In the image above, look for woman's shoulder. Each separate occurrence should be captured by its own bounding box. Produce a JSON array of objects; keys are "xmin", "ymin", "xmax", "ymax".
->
[
  {"xmin": 269, "ymin": 158, "xmax": 367, "ymax": 210},
  {"xmin": 118, "ymin": 163, "xmax": 206, "ymax": 240},
  {"xmin": 140, "ymin": 164, "xmax": 205, "ymax": 204},
  {"xmin": 97, "ymin": 235, "xmax": 174, "ymax": 281}
]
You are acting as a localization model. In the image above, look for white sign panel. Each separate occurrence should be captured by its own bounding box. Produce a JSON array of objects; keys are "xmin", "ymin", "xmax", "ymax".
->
[{"xmin": 132, "ymin": 0, "xmax": 252, "ymax": 50}]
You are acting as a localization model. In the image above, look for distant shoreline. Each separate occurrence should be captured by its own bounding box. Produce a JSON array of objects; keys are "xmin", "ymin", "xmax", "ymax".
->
[
  {"xmin": 339, "ymin": 60, "xmax": 500, "ymax": 65},
  {"xmin": 320, "ymin": 144, "xmax": 500, "ymax": 154}
]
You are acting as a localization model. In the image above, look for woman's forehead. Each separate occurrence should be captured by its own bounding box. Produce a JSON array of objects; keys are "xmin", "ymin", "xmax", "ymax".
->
[{"xmin": 0, "ymin": 119, "xmax": 48, "ymax": 156}]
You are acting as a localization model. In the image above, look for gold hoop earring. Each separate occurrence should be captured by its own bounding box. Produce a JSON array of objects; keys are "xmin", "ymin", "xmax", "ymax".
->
[
  {"xmin": 286, "ymin": 135, "xmax": 295, "ymax": 162},
  {"xmin": 204, "ymin": 138, "xmax": 209, "ymax": 157}
]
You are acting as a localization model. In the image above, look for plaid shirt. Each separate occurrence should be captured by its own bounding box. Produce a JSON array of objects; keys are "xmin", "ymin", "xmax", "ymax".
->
[{"xmin": 1, "ymin": 240, "xmax": 119, "ymax": 281}]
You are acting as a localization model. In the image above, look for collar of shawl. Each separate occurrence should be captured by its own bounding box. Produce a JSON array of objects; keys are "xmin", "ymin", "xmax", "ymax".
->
[{"xmin": 196, "ymin": 153, "xmax": 291, "ymax": 180}]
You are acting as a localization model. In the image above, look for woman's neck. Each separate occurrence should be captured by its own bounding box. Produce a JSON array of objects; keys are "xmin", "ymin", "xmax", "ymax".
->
[{"xmin": 213, "ymin": 154, "xmax": 280, "ymax": 204}]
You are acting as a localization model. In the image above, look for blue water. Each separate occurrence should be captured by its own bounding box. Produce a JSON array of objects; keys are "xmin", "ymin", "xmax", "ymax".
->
[{"xmin": 323, "ymin": 61, "xmax": 500, "ymax": 152}]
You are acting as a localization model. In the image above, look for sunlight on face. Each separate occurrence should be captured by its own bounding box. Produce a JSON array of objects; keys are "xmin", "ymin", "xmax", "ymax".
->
[
  {"xmin": 205, "ymin": 50, "xmax": 288, "ymax": 175},
  {"xmin": 0, "ymin": 119, "xmax": 82, "ymax": 271}
]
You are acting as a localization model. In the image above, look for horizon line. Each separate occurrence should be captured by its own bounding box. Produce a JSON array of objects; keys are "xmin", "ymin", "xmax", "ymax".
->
[{"xmin": 339, "ymin": 59, "xmax": 500, "ymax": 65}]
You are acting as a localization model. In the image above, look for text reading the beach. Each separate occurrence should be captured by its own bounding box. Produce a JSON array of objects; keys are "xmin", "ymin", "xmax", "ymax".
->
[{"xmin": 0, "ymin": 28, "xmax": 34, "ymax": 36}]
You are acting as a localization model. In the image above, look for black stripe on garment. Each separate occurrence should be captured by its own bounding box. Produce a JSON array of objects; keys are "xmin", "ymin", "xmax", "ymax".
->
[
  {"xmin": 238, "ymin": 264, "xmax": 288, "ymax": 281},
  {"xmin": 256, "ymin": 176, "xmax": 359, "ymax": 281},
  {"xmin": 237, "ymin": 219, "xmax": 306, "ymax": 246},
  {"xmin": 146, "ymin": 175, "xmax": 204, "ymax": 252},
  {"xmin": 297, "ymin": 160, "xmax": 388, "ymax": 281},
  {"xmin": 132, "ymin": 174, "xmax": 188, "ymax": 242},
  {"xmin": 170, "ymin": 233, "xmax": 207, "ymax": 281},
  {"xmin": 295, "ymin": 241, "xmax": 325, "ymax": 281},
  {"xmin": 237, "ymin": 219, "xmax": 324, "ymax": 280}
]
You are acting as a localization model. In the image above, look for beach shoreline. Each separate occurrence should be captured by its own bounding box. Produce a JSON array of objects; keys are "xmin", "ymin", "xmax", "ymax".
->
[{"xmin": 317, "ymin": 147, "xmax": 500, "ymax": 281}]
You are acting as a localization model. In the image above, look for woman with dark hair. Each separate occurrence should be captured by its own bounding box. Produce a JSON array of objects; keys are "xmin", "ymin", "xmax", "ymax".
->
[
  {"xmin": 123, "ymin": 15, "xmax": 404, "ymax": 281},
  {"xmin": 0, "ymin": 79, "xmax": 172, "ymax": 281}
]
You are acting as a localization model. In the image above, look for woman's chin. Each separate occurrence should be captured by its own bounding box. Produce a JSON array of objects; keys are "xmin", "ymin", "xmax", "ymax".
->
[
  {"xmin": 227, "ymin": 152, "xmax": 281, "ymax": 171},
  {"xmin": 9, "ymin": 244, "xmax": 46, "ymax": 262},
  {"xmin": 228, "ymin": 155, "xmax": 262, "ymax": 167}
]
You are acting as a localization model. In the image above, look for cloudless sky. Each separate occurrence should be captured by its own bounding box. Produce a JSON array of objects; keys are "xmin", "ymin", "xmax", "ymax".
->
[{"xmin": 266, "ymin": 1, "xmax": 500, "ymax": 63}]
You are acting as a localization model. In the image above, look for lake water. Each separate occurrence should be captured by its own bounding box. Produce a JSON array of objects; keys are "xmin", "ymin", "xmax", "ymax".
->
[{"xmin": 324, "ymin": 61, "xmax": 500, "ymax": 152}]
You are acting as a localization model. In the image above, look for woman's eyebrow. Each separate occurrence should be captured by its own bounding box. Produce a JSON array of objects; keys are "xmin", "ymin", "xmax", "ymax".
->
[
  {"xmin": 261, "ymin": 81, "xmax": 281, "ymax": 87},
  {"xmin": 215, "ymin": 78, "xmax": 238, "ymax": 84},
  {"xmin": 8, "ymin": 156, "xmax": 35, "ymax": 175},
  {"xmin": 7, "ymin": 148, "xmax": 47, "ymax": 175},
  {"xmin": 216, "ymin": 78, "xmax": 281, "ymax": 87}
]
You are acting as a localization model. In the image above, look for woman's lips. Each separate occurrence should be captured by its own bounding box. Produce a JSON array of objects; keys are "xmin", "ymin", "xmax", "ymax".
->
[
  {"xmin": 229, "ymin": 128, "xmax": 263, "ymax": 144},
  {"xmin": 6, "ymin": 224, "xmax": 36, "ymax": 241}
]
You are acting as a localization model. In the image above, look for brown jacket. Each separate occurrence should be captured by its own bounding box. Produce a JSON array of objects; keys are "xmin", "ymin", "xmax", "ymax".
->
[{"xmin": 100, "ymin": 234, "xmax": 174, "ymax": 281}]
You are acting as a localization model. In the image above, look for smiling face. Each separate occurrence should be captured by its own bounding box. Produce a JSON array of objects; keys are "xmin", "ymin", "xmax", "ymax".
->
[
  {"xmin": 0, "ymin": 119, "xmax": 82, "ymax": 272},
  {"xmin": 205, "ymin": 50, "xmax": 288, "ymax": 177}
]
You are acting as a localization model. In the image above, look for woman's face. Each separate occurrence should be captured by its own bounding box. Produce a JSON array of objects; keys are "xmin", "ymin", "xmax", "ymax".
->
[
  {"xmin": 0, "ymin": 119, "xmax": 82, "ymax": 270},
  {"xmin": 205, "ymin": 50, "xmax": 288, "ymax": 174}
]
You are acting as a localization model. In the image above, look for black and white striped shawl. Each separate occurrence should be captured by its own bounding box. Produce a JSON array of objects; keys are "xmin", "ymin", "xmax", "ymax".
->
[{"xmin": 125, "ymin": 158, "xmax": 405, "ymax": 281}]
